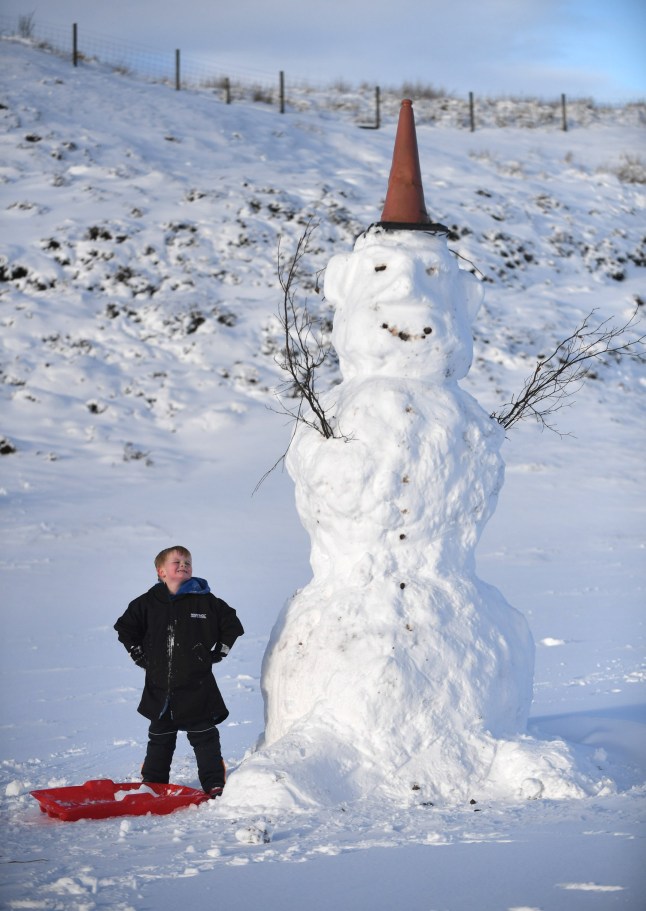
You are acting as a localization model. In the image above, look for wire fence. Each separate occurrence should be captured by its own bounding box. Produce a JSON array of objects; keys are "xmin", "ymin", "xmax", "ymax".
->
[
  {"xmin": 0, "ymin": 14, "xmax": 280, "ymax": 89},
  {"xmin": 1, "ymin": 13, "xmax": 644, "ymax": 131}
]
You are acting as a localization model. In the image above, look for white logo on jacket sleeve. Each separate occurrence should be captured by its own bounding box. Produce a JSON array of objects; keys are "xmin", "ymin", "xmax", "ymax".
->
[{"xmin": 191, "ymin": 613, "xmax": 207, "ymax": 619}]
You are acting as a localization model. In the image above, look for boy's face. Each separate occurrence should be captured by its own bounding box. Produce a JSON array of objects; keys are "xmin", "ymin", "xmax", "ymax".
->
[{"xmin": 158, "ymin": 551, "xmax": 192, "ymax": 594}]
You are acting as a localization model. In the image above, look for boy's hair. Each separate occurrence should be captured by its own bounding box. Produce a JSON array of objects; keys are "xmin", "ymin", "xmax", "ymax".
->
[{"xmin": 154, "ymin": 545, "xmax": 192, "ymax": 572}]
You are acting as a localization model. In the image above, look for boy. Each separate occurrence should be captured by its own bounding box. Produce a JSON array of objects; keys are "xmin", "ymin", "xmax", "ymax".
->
[{"xmin": 114, "ymin": 546, "xmax": 244, "ymax": 798}]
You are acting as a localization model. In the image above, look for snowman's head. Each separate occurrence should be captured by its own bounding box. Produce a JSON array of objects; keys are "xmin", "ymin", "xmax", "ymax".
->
[{"xmin": 324, "ymin": 227, "xmax": 482, "ymax": 382}]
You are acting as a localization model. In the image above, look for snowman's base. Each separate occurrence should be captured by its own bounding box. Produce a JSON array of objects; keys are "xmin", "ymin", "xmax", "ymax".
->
[{"xmin": 222, "ymin": 727, "xmax": 608, "ymax": 814}]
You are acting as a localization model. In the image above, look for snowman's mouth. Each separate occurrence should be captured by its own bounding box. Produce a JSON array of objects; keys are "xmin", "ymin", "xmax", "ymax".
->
[{"xmin": 381, "ymin": 322, "xmax": 433, "ymax": 342}]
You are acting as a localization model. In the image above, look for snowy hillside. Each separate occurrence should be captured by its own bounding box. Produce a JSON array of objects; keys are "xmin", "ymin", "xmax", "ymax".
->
[{"xmin": 1, "ymin": 39, "xmax": 645, "ymax": 910}]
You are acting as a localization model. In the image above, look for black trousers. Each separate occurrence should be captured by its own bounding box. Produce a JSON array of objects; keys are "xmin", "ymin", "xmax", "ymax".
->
[{"xmin": 141, "ymin": 711, "xmax": 225, "ymax": 793}]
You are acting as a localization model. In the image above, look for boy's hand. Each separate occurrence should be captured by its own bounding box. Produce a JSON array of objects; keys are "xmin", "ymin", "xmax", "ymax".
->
[
  {"xmin": 211, "ymin": 643, "xmax": 230, "ymax": 664},
  {"xmin": 129, "ymin": 644, "xmax": 147, "ymax": 668}
]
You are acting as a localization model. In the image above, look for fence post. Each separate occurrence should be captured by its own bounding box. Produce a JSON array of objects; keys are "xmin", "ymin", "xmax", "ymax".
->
[
  {"xmin": 175, "ymin": 50, "xmax": 180, "ymax": 90},
  {"xmin": 279, "ymin": 70, "xmax": 285, "ymax": 113},
  {"xmin": 225, "ymin": 77, "xmax": 231, "ymax": 104},
  {"xmin": 375, "ymin": 86, "xmax": 381, "ymax": 129},
  {"xmin": 469, "ymin": 91, "xmax": 475, "ymax": 132},
  {"xmin": 72, "ymin": 22, "xmax": 78, "ymax": 67},
  {"xmin": 561, "ymin": 93, "xmax": 567, "ymax": 131}
]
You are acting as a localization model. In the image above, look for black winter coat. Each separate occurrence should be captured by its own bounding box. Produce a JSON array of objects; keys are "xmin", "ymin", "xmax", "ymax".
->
[{"xmin": 114, "ymin": 580, "xmax": 244, "ymax": 725}]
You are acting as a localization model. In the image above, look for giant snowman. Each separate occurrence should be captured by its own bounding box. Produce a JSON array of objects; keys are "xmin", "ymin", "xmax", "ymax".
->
[{"xmin": 225, "ymin": 101, "xmax": 592, "ymax": 810}]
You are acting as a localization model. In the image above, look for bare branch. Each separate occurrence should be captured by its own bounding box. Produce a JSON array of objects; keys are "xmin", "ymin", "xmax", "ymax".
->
[
  {"xmin": 492, "ymin": 307, "xmax": 645, "ymax": 432},
  {"xmin": 255, "ymin": 221, "xmax": 344, "ymax": 490},
  {"xmin": 252, "ymin": 417, "xmax": 300, "ymax": 495},
  {"xmin": 274, "ymin": 218, "xmax": 338, "ymax": 440}
]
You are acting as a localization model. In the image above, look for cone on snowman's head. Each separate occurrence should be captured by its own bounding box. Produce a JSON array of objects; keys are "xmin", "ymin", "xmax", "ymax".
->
[{"xmin": 378, "ymin": 99, "xmax": 448, "ymax": 234}]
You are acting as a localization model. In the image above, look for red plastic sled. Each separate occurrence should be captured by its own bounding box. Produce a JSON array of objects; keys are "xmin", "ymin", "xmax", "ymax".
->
[{"xmin": 30, "ymin": 778, "xmax": 209, "ymax": 821}]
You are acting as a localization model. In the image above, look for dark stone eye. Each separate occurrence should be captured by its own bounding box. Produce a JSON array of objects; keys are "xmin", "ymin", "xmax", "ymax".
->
[
  {"xmin": 374, "ymin": 264, "xmax": 387, "ymax": 272},
  {"xmin": 423, "ymin": 326, "xmax": 433, "ymax": 335}
]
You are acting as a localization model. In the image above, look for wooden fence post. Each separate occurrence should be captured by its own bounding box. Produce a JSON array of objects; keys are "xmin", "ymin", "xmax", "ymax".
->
[
  {"xmin": 561, "ymin": 93, "xmax": 567, "ymax": 131},
  {"xmin": 279, "ymin": 70, "xmax": 285, "ymax": 113},
  {"xmin": 469, "ymin": 91, "xmax": 475, "ymax": 132},
  {"xmin": 358, "ymin": 86, "xmax": 380, "ymax": 129},
  {"xmin": 72, "ymin": 22, "xmax": 78, "ymax": 67},
  {"xmin": 175, "ymin": 50, "xmax": 180, "ymax": 90}
]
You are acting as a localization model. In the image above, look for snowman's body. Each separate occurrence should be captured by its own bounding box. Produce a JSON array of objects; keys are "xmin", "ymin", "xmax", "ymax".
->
[
  {"xmin": 224, "ymin": 228, "xmax": 592, "ymax": 810},
  {"xmin": 259, "ymin": 229, "xmax": 534, "ymax": 801}
]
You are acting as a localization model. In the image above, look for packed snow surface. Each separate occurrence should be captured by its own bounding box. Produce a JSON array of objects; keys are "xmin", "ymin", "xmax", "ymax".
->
[{"xmin": 1, "ymin": 38, "xmax": 645, "ymax": 911}]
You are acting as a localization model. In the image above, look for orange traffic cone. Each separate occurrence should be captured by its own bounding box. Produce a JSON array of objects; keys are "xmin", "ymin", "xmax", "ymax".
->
[{"xmin": 378, "ymin": 99, "xmax": 447, "ymax": 233}]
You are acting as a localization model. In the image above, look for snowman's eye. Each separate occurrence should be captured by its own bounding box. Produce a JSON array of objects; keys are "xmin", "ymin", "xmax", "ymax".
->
[{"xmin": 374, "ymin": 264, "xmax": 387, "ymax": 272}]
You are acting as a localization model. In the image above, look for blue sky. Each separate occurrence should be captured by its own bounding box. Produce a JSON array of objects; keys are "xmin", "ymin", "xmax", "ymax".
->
[{"xmin": 1, "ymin": 0, "xmax": 644, "ymax": 101}]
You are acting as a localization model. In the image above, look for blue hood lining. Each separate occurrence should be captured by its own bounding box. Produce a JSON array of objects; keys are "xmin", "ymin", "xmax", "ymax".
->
[{"xmin": 171, "ymin": 576, "xmax": 211, "ymax": 598}]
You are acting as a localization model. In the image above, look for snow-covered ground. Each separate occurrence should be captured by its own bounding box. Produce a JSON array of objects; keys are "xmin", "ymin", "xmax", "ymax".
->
[{"xmin": 1, "ymin": 38, "xmax": 645, "ymax": 910}]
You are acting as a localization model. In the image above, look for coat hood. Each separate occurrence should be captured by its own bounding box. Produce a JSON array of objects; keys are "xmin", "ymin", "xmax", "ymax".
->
[
  {"xmin": 173, "ymin": 576, "xmax": 211, "ymax": 598},
  {"xmin": 149, "ymin": 577, "xmax": 212, "ymax": 600}
]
